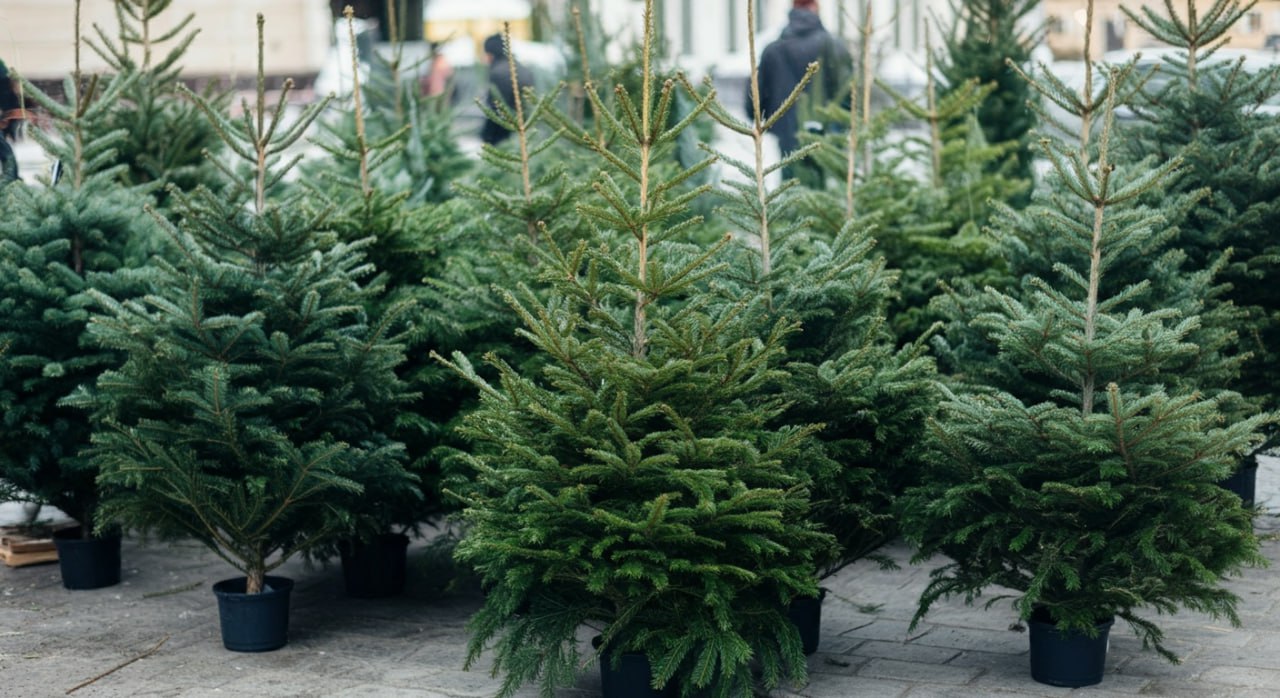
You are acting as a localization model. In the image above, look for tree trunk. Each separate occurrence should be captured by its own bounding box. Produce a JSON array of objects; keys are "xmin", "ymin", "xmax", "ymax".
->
[{"xmin": 246, "ymin": 566, "xmax": 266, "ymax": 594}]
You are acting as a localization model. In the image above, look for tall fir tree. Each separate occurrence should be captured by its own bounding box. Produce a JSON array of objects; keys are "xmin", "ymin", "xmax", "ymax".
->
[
  {"xmin": 300, "ymin": 9, "xmax": 473, "ymax": 528},
  {"xmin": 69, "ymin": 15, "xmax": 418, "ymax": 594},
  {"xmin": 0, "ymin": 12, "xmax": 161, "ymax": 534},
  {"xmin": 427, "ymin": 27, "xmax": 605, "ymax": 508},
  {"xmin": 1117, "ymin": 0, "xmax": 1280, "ymax": 426},
  {"xmin": 440, "ymin": 6, "xmax": 834, "ymax": 696},
  {"xmin": 900, "ymin": 9, "xmax": 1270, "ymax": 660},
  {"xmin": 697, "ymin": 0, "xmax": 940, "ymax": 574},
  {"xmin": 932, "ymin": 1, "xmax": 1250, "ymax": 417}
]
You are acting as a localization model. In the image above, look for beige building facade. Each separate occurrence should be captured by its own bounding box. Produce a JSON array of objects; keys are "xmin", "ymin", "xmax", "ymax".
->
[
  {"xmin": 0, "ymin": 0, "xmax": 331, "ymax": 81},
  {"xmin": 1042, "ymin": 0, "xmax": 1280, "ymax": 59}
]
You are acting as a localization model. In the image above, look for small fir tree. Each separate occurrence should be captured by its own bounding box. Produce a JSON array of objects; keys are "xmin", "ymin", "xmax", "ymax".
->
[
  {"xmin": 304, "ymin": 8, "xmax": 469, "ymax": 207},
  {"xmin": 900, "ymin": 15, "xmax": 1270, "ymax": 660},
  {"xmin": 440, "ymin": 5, "xmax": 834, "ymax": 696},
  {"xmin": 865, "ymin": 43, "xmax": 1029, "ymax": 341},
  {"xmin": 0, "ymin": 18, "xmax": 161, "ymax": 536},
  {"xmin": 70, "ymin": 15, "xmax": 418, "ymax": 594},
  {"xmin": 787, "ymin": 15, "xmax": 1028, "ymax": 345}
]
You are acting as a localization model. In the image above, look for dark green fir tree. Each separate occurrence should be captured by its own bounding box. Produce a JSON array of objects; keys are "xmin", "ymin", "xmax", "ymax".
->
[
  {"xmin": 900, "ymin": 12, "xmax": 1270, "ymax": 661},
  {"xmin": 936, "ymin": 0, "xmax": 1041, "ymax": 189},
  {"xmin": 439, "ymin": 5, "xmax": 834, "ymax": 695},
  {"xmin": 304, "ymin": 5, "xmax": 469, "ymax": 206},
  {"xmin": 83, "ymin": 0, "xmax": 229, "ymax": 209},
  {"xmin": 68, "ymin": 15, "xmax": 418, "ymax": 594},
  {"xmin": 698, "ymin": 0, "xmax": 940, "ymax": 574},
  {"xmin": 1118, "ymin": 0, "xmax": 1280, "ymax": 425},
  {"xmin": 0, "ymin": 19, "xmax": 161, "ymax": 536}
]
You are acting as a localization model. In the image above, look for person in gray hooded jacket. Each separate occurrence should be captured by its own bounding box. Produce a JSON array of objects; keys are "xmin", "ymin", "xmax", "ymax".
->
[
  {"xmin": 480, "ymin": 33, "xmax": 534, "ymax": 146},
  {"xmin": 748, "ymin": 0, "xmax": 851, "ymax": 179}
]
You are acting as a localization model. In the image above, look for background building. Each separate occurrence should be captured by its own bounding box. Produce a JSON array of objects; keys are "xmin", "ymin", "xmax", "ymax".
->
[
  {"xmin": 1, "ymin": 0, "xmax": 331, "ymax": 81},
  {"xmin": 1042, "ymin": 0, "xmax": 1280, "ymax": 59}
]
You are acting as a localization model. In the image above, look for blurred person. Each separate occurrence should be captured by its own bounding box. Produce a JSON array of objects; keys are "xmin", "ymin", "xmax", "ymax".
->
[
  {"xmin": 480, "ymin": 33, "xmax": 533, "ymax": 146},
  {"xmin": 420, "ymin": 41, "xmax": 454, "ymax": 99},
  {"xmin": 748, "ymin": 0, "xmax": 851, "ymax": 181},
  {"xmin": 1, "ymin": 58, "xmax": 25, "ymax": 184}
]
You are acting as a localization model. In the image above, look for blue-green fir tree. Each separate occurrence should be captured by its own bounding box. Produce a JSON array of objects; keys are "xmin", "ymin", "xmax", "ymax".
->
[{"xmin": 1117, "ymin": 0, "xmax": 1280, "ymax": 427}]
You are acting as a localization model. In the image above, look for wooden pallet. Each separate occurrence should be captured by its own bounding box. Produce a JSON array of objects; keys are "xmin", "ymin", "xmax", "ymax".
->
[{"xmin": 0, "ymin": 523, "xmax": 75, "ymax": 567}]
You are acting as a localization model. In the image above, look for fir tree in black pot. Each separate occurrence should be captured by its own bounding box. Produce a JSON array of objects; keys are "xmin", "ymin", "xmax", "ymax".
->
[
  {"xmin": 0, "ymin": 8, "xmax": 163, "ymax": 590},
  {"xmin": 438, "ymin": 6, "xmax": 835, "ymax": 696},
  {"xmin": 69, "ymin": 16, "xmax": 417, "ymax": 651},
  {"xmin": 901, "ymin": 10, "xmax": 1271, "ymax": 686}
]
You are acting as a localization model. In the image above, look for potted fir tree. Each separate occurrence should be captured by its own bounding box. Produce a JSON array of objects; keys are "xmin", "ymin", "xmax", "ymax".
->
[
  {"xmin": 0, "ymin": 12, "xmax": 164, "ymax": 590},
  {"xmin": 440, "ymin": 10, "xmax": 835, "ymax": 697},
  {"xmin": 901, "ymin": 15, "xmax": 1270, "ymax": 687},
  {"xmin": 70, "ymin": 15, "xmax": 418, "ymax": 651}
]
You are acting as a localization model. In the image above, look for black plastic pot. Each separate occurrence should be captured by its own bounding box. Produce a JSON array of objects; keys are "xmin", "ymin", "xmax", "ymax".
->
[
  {"xmin": 1028, "ymin": 607, "xmax": 1114, "ymax": 687},
  {"xmin": 594, "ymin": 636, "xmax": 676, "ymax": 698},
  {"xmin": 339, "ymin": 532, "xmax": 410, "ymax": 598},
  {"xmin": 787, "ymin": 588, "xmax": 826, "ymax": 655},
  {"xmin": 212, "ymin": 576, "xmax": 294, "ymax": 652},
  {"xmin": 52, "ymin": 528, "xmax": 121, "ymax": 590},
  {"xmin": 1221, "ymin": 457, "xmax": 1259, "ymax": 506}
]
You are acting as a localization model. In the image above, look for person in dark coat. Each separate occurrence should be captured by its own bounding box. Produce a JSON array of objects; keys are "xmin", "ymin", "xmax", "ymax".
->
[
  {"xmin": 749, "ymin": 0, "xmax": 851, "ymax": 178},
  {"xmin": 480, "ymin": 33, "xmax": 534, "ymax": 146},
  {"xmin": 0, "ymin": 59, "xmax": 24, "ymax": 185}
]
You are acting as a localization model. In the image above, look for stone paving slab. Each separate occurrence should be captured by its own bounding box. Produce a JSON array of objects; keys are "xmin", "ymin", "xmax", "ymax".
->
[{"xmin": 0, "ymin": 458, "xmax": 1276, "ymax": 696}]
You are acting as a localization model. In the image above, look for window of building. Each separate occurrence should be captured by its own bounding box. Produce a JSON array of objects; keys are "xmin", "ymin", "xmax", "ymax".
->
[{"xmin": 1244, "ymin": 11, "xmax": 1263, "ymax": 34}]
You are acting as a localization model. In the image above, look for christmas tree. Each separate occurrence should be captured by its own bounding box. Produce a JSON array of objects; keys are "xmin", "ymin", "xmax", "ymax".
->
[
  {"xmin": 936, "ymin": 0, "xmax": 1041, "ymax": 189},
  {"xmin": 792, "ymin": 17, "xmax": 1027, "ymax": 344},
  {"xmin": 0, "ymin": 15, "xmax": 161, "ymax": 535},
  {"xmin": 440, "ymin": 5, "xmax": 834, "ymax": 695},
  {"xmin": 70, "ymin": 15, "xmax": 418, "ymax": 594},
  {"xmin": 1117, "ymin": 0, "xmax": 1280, "ymax": 423},
  {"xmin": 901, "ymin": 7, "xmax": 1270, "ymax": 660},
  {"xmin": 931, "ymin": 3, "xmax": 1248, "ymax": 412},
  {"xmin": 698, "ymin": 0, "xmax": 940, "ymax": 574},
  {"xmin": 304, "ymin": 3, "xmax": 468, "ymax": 207},
  {"xmin": 82, "ymin": 0, "xmax": 228, "ymax": 209}
]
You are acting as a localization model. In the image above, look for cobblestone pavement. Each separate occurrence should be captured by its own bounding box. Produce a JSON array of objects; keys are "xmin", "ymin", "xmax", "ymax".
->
[{"xmin": 0, "ymin": 457, "xmax": 1277, "ymax": 697}]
